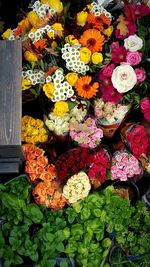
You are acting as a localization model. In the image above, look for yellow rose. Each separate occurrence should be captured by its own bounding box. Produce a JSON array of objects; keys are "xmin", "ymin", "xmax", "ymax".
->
[
  {"xmin": 80, "ymin": 47, "xmax": 91, "ymax": 64},
  {"xmin": 77, "ymin": 11, "xmax": 88, "ymax": 26},
  {"xmin": 41, "ymin": 0, "xmax": 63, "ymax": 13},
  {"xmin": 91, "ymin": 52, "xmax": 103, "ymax": 64},
  {"xmin": 2, "ymin": 28, "xmax": 11, "ymax": 39},
  {"xmin": 27, "ymin": 11, "xmax": 40, "ymax": 27},
  {"xmin": 43, "ymin": 82, "xmax": 55, "ymax": 99},
  {"xmin": 65, "ymin": 73, "xmax": 78, "ymax": 86},
  {"xmin": 52, "ymin": 23, "xmax": 63, "ymax": 36},
  {"xmin": 53, "ymin": 101, "xmax": 69, "ymax": 116},
  {"xmin": 65, "ymin": 35, "xmax": 79, "ymax": 45},
  {"xmin": 22, "ymin": 78, "xmax": 32, "ymax": 91},
  {"xmin": 24, "ymin": 51, "xmax": 38, "ymax": 62},
  {"xmin": 51, "ymin": 41, "xmax": 57, "ymax": 49},
  {"xmin": 103, "ymin": 26, "xmax": 114, "ymax": 37}
]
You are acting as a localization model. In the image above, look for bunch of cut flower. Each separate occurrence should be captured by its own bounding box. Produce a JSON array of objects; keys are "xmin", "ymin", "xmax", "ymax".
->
[
  {"xmin": 69, "ymin": 117, "xmax": 103, "ymax": 148},
  {"xmin": 121, "ymin": 123, "xmax": 149, "ymax": 159},
  {"xmin": 44, "ymin": 99, "xmax": 88, "ymax": 136},
  {"xmin": 22, "ymin": 115, "xmax": 48, "ymax": 144},
  {"xmin": 110, "ymin": 150, "xmax": 143, "ymax": 182},
  {"xmin": 56, "ymin": 146, "xmax": 111, "ymax": 190},
  {"xmin": 22, "ymin": 143, "xmax": 66, "ymax": 209}
]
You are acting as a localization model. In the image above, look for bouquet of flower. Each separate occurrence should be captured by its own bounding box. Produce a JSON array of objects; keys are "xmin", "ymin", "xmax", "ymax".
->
[
  {"xmin": 111, "ymin": 151, "xmax": 143, "ymax": 182},
  {"xmin": 94, "ymin": 98, "xmax": 131, "ymax": 137},
  {"xmin": 22, "ymin": 115, "xmax": 48, "ymax": 144},
  {"xmin": 44, "ymin": 100, "xmax": 88, "ymax": 136},
  {"xmin": 87, "ymin": 148, "xmax": 111, "ymax": 189},
  {"xmin": 121, "ymin": 124, "xmax": 149, "ymax": 159},
  {"xmin": 62, "ymin": 171, "xmax": 91, "ymax": 204},
  {"xmin": 22, "ymin": 143, "xmax": 56, "ymax": 183},
  {"xmin": 23, "ymin": 143, "xmax": 66, "ymax": 209},
  {"xmin": 55, "ymin": 147, "xmax": 90, "ymax": 181},
  {"xmin": 140, "ymin": 97, "xmax": 150, "ymax": 122},
  {"xmin": 70, "ymin": 117, "xmax": 103, "ymax": 148},
  {"xmin": 32, "ymin": 180, "xmax": 66, "ymax": 209}
]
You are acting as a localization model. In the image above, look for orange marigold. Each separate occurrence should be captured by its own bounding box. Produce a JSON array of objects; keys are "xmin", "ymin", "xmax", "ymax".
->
[
  {"xmin": 79, "ymin": 29, "xmax": 105, "ymax": 52},
  {"xmin": 75, "ymin": 76, "xmax": 99, "ymax": 99}
]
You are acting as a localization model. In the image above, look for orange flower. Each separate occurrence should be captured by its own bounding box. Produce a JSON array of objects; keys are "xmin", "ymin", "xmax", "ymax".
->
[
  {"xmin": 33, "ymin": 39, "xmax": 47, "ymax": 50},
  {"xmin": 37, "ymin": 156, "xmax": 48, "ymax": 167},
  {"xmin": 100, "ymin": 14, "xmax": 111, "ymax": 26},
  {"xmin": 79, "ymin": 29, "xmax": 105, "ymax": 52},
  {"xmin": 40, "ymin": 171, "xmax": 55, "ymax": 182},
  {"xmin": 44, "ymin": 66, "xmax": 58, "ymax": 77},
  {"xmin": 87, "ymin": 13, "xmax": 104, "ymax": 30},
  {"xmin": 75, "ymin": 76, "xmax": 99, "ymax": 99},
  {"xmin": 34, "ymin": 148, "xmax": 44, "ymax": 157}
]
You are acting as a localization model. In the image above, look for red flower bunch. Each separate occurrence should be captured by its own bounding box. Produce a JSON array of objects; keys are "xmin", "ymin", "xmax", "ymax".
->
[
  {"xmin": 140, "ymin": 98, "xmax": 150, "ymax": 122},
  {"xmin": 127, "ymin": 125, "xmax": 149, "ymax": 159},
  {"xmin": 55, "ymin": 147, "xmax": 90, "ymax": 181},
  {"xmin": 22, "ymin": 144, "xmax": 56, "ymax": 183},
  {"xmin": 87, "ymin": 149, "xmax": 111, "ymax": 189}
]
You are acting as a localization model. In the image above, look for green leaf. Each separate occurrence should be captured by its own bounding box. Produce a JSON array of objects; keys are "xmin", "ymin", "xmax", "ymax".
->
[
  {"xmin": 25, "ymin": 204, "xmax": 44, "ymax": 223},
  {"xmin": 60, "ymin": 259, "xmax": 69, "ymax": 267},
  {"xmin": 0, "ymin": 184, "xmax": 6, "ymax": 191},
  {"xmin": 56, "ymin": 242, "xmax": 65, "ymax": 252}
]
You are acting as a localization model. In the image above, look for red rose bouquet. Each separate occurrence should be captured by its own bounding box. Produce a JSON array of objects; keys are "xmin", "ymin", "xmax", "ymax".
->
[
  {"xmin": 122, "ymin": 124, "xmax": 149, "ymax": 159},
  {"xmin": 55, "ymin": 147, "xmax": 90, "ymax": 181},
  {"xmin": 87, "ymin": 149, "xmax": 111, "ymax": 189}
]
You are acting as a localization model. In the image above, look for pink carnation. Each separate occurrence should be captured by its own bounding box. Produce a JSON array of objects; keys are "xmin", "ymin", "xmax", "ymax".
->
[
  {"xmin": 140, "ymin": 98, "xmax": 150, "ymax": 122},
  {"xmin": 102, "ymin": 64, "xmax": 115, "ymax": 77},
  {"xmin": 126, "ymin": 51, "xmax": 142, "ymax": 66},
  {"xmin": 135, "ymin": 68, "xmax": 146, "ymax": 83}
]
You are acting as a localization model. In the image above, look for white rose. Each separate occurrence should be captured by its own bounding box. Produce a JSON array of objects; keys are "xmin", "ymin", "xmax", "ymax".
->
[
  {"xmin": 111, "ymin": 64, "xmax": 137, "ymax": 93},
  {"xmin": 124, "ymin": 34, "xmax": 143, "ymax": 52}
]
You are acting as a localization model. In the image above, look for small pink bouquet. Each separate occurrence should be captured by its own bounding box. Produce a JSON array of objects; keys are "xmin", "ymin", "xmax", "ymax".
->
[
  {"xmin": 69, "ymin": 117, "xmax": 103, "ymax": 148},
  {"xmin": 111, "ymin": 151, "xmax": 143, "ymax": 182}
]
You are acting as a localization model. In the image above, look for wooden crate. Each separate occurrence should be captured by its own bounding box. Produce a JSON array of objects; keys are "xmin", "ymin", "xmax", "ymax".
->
[{"xmin": 0, "ymin": 40, "xmax": 24, "ymax": 174}]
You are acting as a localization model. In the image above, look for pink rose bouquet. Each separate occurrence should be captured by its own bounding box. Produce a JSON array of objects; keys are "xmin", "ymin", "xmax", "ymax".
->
[
  {"xmin": 111, "ymin": 151, "xmax": 143, "ymax": 182},
  {"xmin": 69, "ymin": 117, "xmax": 103, "ymax": 148}
]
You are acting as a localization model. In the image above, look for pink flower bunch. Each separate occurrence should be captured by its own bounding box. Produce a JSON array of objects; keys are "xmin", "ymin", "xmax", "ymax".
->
[
  {"xmin": 140, "ymin": 98, "xmax": 150, "ymax": 122},
  {"xmin": 111, "ymin": 151, "xmax": 143, "ymax": 181},
  {"xmin": 69, "ymin": 117, "xmax": 103, "ymax": 148}
]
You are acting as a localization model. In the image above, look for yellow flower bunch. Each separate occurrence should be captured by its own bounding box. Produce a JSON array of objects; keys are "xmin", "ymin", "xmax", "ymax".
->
[
  {"xmin": 53, "ymin": 101, "xmax": 69, "ymax": 116},
  {"xmin": 2, "ymin": 29, "xmax": 11, "ymax": 39},
  {"xmin": 22, "ymin": 116, "xmax": 48, "ymax": 144}
]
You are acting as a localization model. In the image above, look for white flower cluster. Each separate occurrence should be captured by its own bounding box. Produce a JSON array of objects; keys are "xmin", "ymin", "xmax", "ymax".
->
[
  {"xmin": 44, "ymin": 100, "xmax": 88, "ymax": 135},
  {"xmin": 46, "ymin": 68, "xmax": 74, "ymax": 102},
  {"xmin": 31, "ymin": 0, "xmax": 56, "ymax": 18},
  {"xmin": 8, "ymin": 33, "xmax": 16, "ymax": 41},
  {"xmin": 63, "ymin": 172, "xmax": 91, "ymax": 204},
  {"xmin": 44, "ymin": 113, "xmax": 70, "ymax": 135},
  {"xmin": 28, "ymin": 24, "xmax": 54, "ymax": 42},
  {"xmin": 91, "ymin": 2, "xmax": 112, "ymax": 18},
  {"xmin": 22, "ymin": 70, "xmax": 45, "ymax": 85},
  {"xmin": 61, "ymin": 44, "xmax": 89, "ymax": 75}
]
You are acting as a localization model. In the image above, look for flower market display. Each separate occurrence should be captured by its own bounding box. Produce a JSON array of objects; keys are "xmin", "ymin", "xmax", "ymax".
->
[{"xmin": 0, "ymin": 0, "xmax": 150, "ymax": 266}]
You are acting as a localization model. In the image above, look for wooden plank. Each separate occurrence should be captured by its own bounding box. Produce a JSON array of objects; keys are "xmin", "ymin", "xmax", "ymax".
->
[
  {"xmin": 0, "ymin": 40, "xmax": 24, "ymax": 173},
  {"xmin": 0, "ymin": 40, "xmax": 22, "ymax": 145}
]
